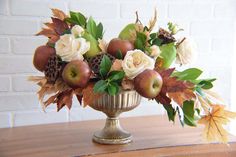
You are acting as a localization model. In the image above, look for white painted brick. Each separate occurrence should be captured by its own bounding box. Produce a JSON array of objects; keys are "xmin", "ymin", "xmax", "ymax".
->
[
  {"xmin": 0, "ymin": 94, "xmax": 39, "ymax": 111},
  {"xmin": 0, "ymin": 113, "xmax": 10, "ymax": 128},
  {"xmin": 0, "ymin": 76, "xmax": 10, "ymax": 92},
  {"xmin": 12, "ymin": 75, "xmax": 38, "ymax": 92},
  {"xmin": 0, "ymin": 0, "xmax": 8, "ymax": 15},
  {"xmin": 14, "ymin": 110, "xmax": 67, "ymax": 127},
  {"xmin": 214, "ymin": 1, "xmax": 236, "ymax": 18},
  {"xmin": 69, "ymin": 0, "xmax": 119, "ymax": 19},
  {"xmin": 0, "ymin": 37, "xmax": 10, "ymax": 54},
  {"xmin": 212, "ymin": 38, "xmax": 234, "ymax": 54},
  {"xmin": 168, "ymin": 3, "xmax": 213, "ymax": 20},
  {"xmin": 120, "ymin": 3, "xmax": 167, "ymax": 19},
  {"xmin": 10, "ymin": 0, "xmax": 67, "ymax": 17},
  {"xmin": 0, "ymin": 56, "xmax": 36, "ymax": 74},
  {"xmin": 12, "ymin": 36, "xmax": 47, "ymax": 54},
  {"xmin": 0, "ymin": 18, "xmax": 38, "ymax": 35},
  {"xmin": 193, "ymin": 37, "xmax": 211, "ymax": 54},
  {"xmin": 190, "ymin": 21, "xmax": 234, "ymax": 38}
]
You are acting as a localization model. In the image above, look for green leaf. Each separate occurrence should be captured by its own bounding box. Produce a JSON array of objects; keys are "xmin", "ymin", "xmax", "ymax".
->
[
  {"xmin": 93, "ymin": 80, "xmax": 108, "ymax": 93},
  {"xmin": 150, "ymin": 33, "xmax": 157, "ymax": 39},
  {"xmin": 107, "ymin": 82, "xmax": 119, "ymax": 95},
  {"xmin": 116, "ymin": 50, "xmax": 123, "ymax": 59},
  {"xmin": 160, "ymin": 43, "xmax": 176, "ymax": 69},
  {"xmin": 152, "ymin": 38, "xmax": 163, "ymax": 46},
  {"xmin": 87, "ymin": 17, "xmax": 97, "ymax": 39},
  {"xmin": 172, "ymin": 68, "xmax": 203, "ymax": 81},
  {"xmin": 99, "ymin": 55, "xmax": 112, "ymax": 78},
  {"xmin": 183, "ymin": 100, "xmax": 196, "ymax": 127},
  {"xmin": 134, "ymin": 32, "xmax": 147, "ymax": 51},
  {"xmin": 69, "ymin": 11, "xmax": 86, "ymax": 27},
  {"xmin": 96, "ymin": 22, "xmax": 103, "ymax": 39},
  {"xmin": 108, "ymin": 71, "xmax": 125, "ymax": 81},
  {"xmin": 163, "ymin": 104, "xmax": 176, "ymax": 122}
]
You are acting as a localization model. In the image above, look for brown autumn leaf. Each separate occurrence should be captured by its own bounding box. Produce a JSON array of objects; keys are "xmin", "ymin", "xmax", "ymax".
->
[
  {"xmin": 155, "ymin": 68, "xmax": 195, "ymax": 106},
  {"xmin": 51, "ymin": 17, "xmax": 69, "ymax": 35},
  {"xmin": 198, "ymin": 105, "xmax": 236, "ymax": 143},
  {"xmin": 44, "ymin": 92, "xmax": 60, "ymax": 108},
  {"xmin": 82, "ymin": 83, "xmax": 102, "ymax": 107},
  {"xmin": 56, "ymin": 89, "xmax": 74, "ymax": 111},
  {"xmin": 110, "ymin": 59, "xmax": 123, "ymax": 72},
  {"xmin": 51, "ymin": 8, "xmax": 67, "ymax": 21}
]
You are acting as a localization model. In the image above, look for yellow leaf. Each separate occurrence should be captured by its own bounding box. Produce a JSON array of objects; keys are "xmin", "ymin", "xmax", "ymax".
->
[{"xmin": 198, "ymin": 105, "xmax": 236, "ymax": 143}]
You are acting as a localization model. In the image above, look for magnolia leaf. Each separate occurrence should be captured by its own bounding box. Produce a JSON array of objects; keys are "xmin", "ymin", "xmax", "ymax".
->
[
  {"xmin": 163, "ymin": 104, "xmax": 176, "ymax": 122},
  {"xmin": 182, "ymin": 100, "xmax": 196, "ymax": 126},
  {"xmin": 198, "ymin": 105, "xmax": 236, "ymax": 143},
  {"xmin": 172, "ymin": 68, "xmax": 202, "ymax": 81},
  {"xmin": 83, "ymin": 83, "xmax": 102, "ymax": 107},
  {"xmin": 51, "ymin": 8, "xmax": 67, "ymax": 21}
]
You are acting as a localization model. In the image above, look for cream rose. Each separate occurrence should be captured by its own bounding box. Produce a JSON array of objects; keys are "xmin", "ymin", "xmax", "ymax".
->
[
  {"xmin": 150, "ymin": 45, "xmax": 161, "ymax": 59},
  {"xmin": 71, "ymin": 25, "xmax": 84, "ymax": 37},
  {"xmin": 176, "ymin": 38, "xmax": 197, "ymax": 65},
  {"xmin": 55, "ymin": 34, "xmax": 90, "ymax": 62},
  {"xmin": 122, "ymin": 49, "xmax": 155, "ymax": 79}
]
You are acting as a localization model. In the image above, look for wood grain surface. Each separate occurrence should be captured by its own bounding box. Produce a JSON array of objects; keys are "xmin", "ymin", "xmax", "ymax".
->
[{"xmin": 0, "ymin": 115, "xmax": 235, "ymax": 157}]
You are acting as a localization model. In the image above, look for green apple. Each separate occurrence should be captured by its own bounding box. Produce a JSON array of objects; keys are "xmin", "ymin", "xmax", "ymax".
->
[
  {"xmin": 107, "ymin": 38, "xmax": 134, "ymax": 58},
  {"xmin": 83, "ymin": 32, "xmax": 101, "ymax": 58},
  {"xmin": 118, "ymin": 23, "xmax": 136, "ymax": 41},
  {"xmin": 134, "ymin": 69, "xmax": 163, "ymax": 98},
  {"xmin": 62, "ymin": 60, "xmax": 91, "ymax": 88}
]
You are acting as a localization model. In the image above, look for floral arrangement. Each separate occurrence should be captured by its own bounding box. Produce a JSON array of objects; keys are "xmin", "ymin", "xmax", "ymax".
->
[{"xmin": 29, "ymin": 8, "xmax": 236, "ymax": 144}]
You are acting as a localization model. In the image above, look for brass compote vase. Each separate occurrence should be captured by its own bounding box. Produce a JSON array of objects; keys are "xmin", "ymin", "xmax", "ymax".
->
[{"xmin": 90, "ymin": 90, "xmax": 142, "ymax": 144}]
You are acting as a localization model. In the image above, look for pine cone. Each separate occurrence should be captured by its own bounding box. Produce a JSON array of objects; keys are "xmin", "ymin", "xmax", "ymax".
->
[
  {"xmin": 88, "ymin": 53, "xmax": 115, "ymax": 75},
  {"xmin": 45, "ymin": 55, "xmax": 65, "ymax": 83},
  {"xmin": 158, "ymin": 28, "xmax": 176, "ymax": 44}
]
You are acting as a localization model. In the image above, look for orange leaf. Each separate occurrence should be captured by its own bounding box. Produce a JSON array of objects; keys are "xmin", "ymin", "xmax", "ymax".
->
[
  {"xmin": 51, "ymin": 8, "xmax": 67, "ymax": 21},
  {"xmin": 36, "ymin": 28, "xmax": 58, "ymax": 38},
  {"xmin": 82, "ymin": 83, "xmax": 102, "ymax": 107},
  {"xmin": 198, "ymin": 105, "xmax": 236, "ymax": 143},
  {"xmin": 168, "ymin": 89, "xmax": 196, "ymax": 106},
  {"xmin": 57, "ymin": 89, "xmax": 73, "ymax": 111}
]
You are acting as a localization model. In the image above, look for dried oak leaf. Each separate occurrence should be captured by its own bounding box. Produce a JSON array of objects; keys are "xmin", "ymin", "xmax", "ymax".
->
[
  {"xmin": 155, "ymin": 68, "xmax": 195, "ymax": 106},
  {"xmin": 82, "ymin": 83, "xmax": 102, "ymax": 107},
  {"xmin": 56, "ymin": 89, "xmax": 74, "ymax": 111},
  {"xmin": 198, "ymin": 105, "xmax": 236, "ymax": 143},
  {"xmin": 51, "ymin": 8, "xmax": 67, "ymax": 21}
]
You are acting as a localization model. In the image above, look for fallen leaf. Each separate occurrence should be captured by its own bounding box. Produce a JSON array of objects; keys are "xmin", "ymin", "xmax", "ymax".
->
[
  {"xmin": 51, "ymin": 8, "xmax": 67, "ymax": 21},
  {"xmin": 198, "ymin": 105, "xmax": 236, "ymax": 143},
  {"xmin": 82, "ymin": 83, "xmax": 102, "ymax": 107}
]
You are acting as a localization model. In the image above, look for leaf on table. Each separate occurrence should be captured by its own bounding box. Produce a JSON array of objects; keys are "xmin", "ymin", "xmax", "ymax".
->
[
  {"xmin": 82, "ymin": 83, "xmax": 102, "ymax": 107},
  {"xmin": 51, "ymin": 8, "xmax": 67, "ymax": 21},
  {"xmin": 198, "ymin": 105, "xmax": 236, "ymax": 143}
]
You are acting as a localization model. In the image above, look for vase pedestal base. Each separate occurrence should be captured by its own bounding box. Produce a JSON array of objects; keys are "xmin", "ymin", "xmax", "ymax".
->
[{"xmin": 92, "ymin": 118, "xmax": 132, "ymax": 145}]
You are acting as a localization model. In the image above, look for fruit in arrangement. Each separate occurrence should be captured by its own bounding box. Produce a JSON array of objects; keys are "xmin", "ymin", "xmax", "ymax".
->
[
  {"xmin": 134, "ymin": 69, "xmax": 163, "ymax": 98},
  {"xmin": 107, "ymin": 38, "xmax": 134, "ymax": 58},
  {"xmin": 62, "ymin": 60, "xmax": 91, "ymax": 88},
  {"xmin": 118, "ymin": 23, "xmax": 136, "ymax": 41},
  {"xmin": 89, "ymin": 53, "xmax": 115, "ymax": 75},
  {"xmin": 45, "ymin": 55, "xmax": 65, "ymax": 83},
  {"xmin": 33, "ymin": 45, "xmax": 56, "ymax": 72},
  {"xmin": 83, "ymin": 32, "xmax": 101, "ymax": 58}
]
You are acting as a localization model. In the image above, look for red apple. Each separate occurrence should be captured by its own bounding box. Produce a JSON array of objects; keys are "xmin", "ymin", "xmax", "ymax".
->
[
  {"xmin": 134, "ymin": 69, "xmax": 163, "ymax": 98},
  {"xmin": 107, "ymin": 38, "xmax": 134, "ymax": 58},
  {"xmin": 33, "ymin": 45, "xmax": 56, "ymax": 72},
  {"xmin": 62, "ymin": 60, "xmax": 91, "ymax": 88}
]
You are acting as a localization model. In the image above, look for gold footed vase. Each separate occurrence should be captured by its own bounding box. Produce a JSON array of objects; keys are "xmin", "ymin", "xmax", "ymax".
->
[{"xmin": 90, "ymin": 90, "xmax": 142, "ymax": 145}]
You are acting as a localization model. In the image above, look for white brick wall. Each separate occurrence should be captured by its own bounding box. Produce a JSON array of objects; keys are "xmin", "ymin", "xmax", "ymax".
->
[{"xmin": 0, "ymin": 0, "xmax": 235, "ymax": 128}]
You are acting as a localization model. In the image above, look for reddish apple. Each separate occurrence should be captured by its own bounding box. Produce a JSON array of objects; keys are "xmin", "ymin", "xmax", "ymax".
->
[
  {"xmin": 107, "ymin": 38, "xmax": 134, "ymax": 58},
  {"xmin": 134, "ymin": 69, "xmax": 163, "ymax": 98},
  {"xmin": 62, "ymin": 60, "xmax": 91, "ymax": 88},
  {"xmin": 33, "ymin": 45, "xmax": 56, "ymax": 72}
]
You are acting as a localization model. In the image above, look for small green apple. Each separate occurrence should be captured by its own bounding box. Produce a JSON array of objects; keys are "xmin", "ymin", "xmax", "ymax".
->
[
  {"xmin": 62, "ymin": 60, "xmax": 91, "ymax": 88},
  {"xmin": 118, "ymin": 23, "xmax": 136, "ymax": 41},
  {"xmin": 83, "ymin": 32, "xmax": 101, "ymax": 58},
  {"xmin": 134, "ymin": 69, "xmax": 163, "ymax": 98}
]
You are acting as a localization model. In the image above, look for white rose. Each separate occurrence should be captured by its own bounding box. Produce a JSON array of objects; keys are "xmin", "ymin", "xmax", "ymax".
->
[
  {"xmin": 71, "ymin": 25, "xmax": 84, "ymax": 37},
  {"xmin": 150, "ymin": 45, "xmax": 161, "ymax": 59},
  {"xmin": 122, "ymin": 49, "xmax": 155, "ymax": 79},
  {"xmin": 176, "ymin": 38, "xmax": 197, "ymax": 65},
  {"xmin": 55, "ymin": 34, "xmax": 90, "ymax": 62}
]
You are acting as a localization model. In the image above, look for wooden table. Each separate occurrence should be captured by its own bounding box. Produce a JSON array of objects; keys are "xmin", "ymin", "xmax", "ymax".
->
[{"xmin": 0, "ymin": 115, "xmax": 236, "ymax": 157}]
